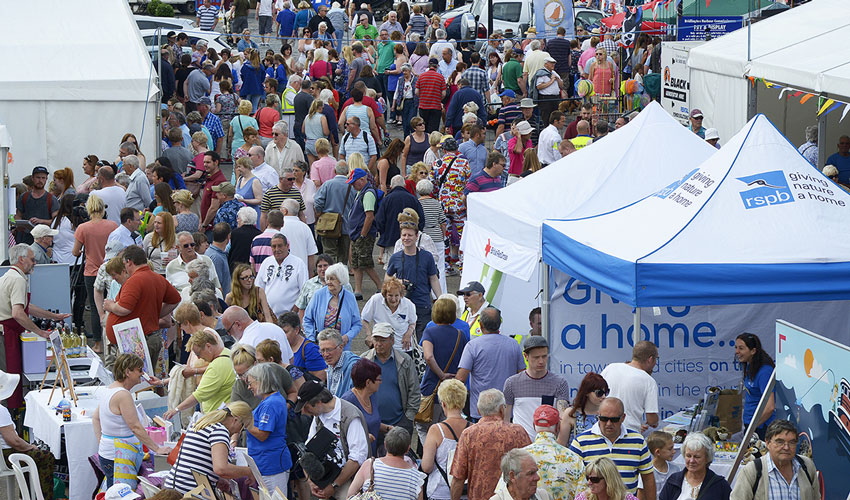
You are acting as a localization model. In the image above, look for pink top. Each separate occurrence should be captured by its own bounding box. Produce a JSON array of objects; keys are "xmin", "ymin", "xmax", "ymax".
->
[
  {"xmin": 310, "ymin": 156, "xmax": 337, "ymax": 186},
  {"xmin": 592, "ymin": 62, "xmax": 615, "ymax": 96},
  {"xmin": 507, "ymin": 136, "xmax": 533, "ymax": 176},
  {"xmin": 578, "ymin": 47, "xmax": 597, "ymax": 73},
  {"xmin": 75, "ymin": 219, "xmax": 119, "ymax": 276}
]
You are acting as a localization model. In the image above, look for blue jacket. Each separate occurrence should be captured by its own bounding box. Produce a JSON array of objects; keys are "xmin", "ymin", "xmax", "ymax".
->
[
  {"xmin": 314, "ymin": 175, "xmax": 357, "ymax": 234},
  {"xmin": 240, "ymin": 62, "xmax": 265, "ymax": 97},
  {"xmin": 328, "ymin": 351, "xmax": 360, "ymax": 397},
  {"xmin": 446, "ymin": 86, "xmax": 487, "ymax": 132},
  {"xmin": 347, "ymin": 186, "xmax": 377, "ymax": 240},
  {"xmin": 659, "ymin": 468, "xmax": 731, "ymax": 500},
  {"xmin": 276, "ymin": 8, "xmax": 296, "ymax": 38},
  {"xmin": 374, "ymin": 187, "xmax": 425, "ymax": 247},
  {"xmin": 303, "ymin": 287, "xmax": 362, "ymax": 349}
]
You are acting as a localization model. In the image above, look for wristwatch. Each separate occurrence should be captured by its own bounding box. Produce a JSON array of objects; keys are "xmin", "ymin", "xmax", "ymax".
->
[{"xmin": 331, "ymin": 482, "xmax": 340, "ymax": 490}]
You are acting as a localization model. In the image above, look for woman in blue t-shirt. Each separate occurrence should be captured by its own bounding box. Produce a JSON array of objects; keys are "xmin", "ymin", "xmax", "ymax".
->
[
  {"xmin": 735, "ymin": 332, "xmax": 776, "ymax": 438},
  {"xmin": 245, "ymin": 363, "xmax": 293, "ymax": 493}
]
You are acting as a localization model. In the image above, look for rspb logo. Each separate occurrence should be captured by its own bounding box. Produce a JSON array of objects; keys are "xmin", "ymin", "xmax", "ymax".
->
[{"xmin": 737, "ymin": 170, "xmax": 794, "ymax": 209}]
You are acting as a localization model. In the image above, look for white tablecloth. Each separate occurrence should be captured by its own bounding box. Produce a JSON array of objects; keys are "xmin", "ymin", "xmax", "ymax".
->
[{"xmin": 24, "ymin": 387, "xmax": 163, "ymax": 500}]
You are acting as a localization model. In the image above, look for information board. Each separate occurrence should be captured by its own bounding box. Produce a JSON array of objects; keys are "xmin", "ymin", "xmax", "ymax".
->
[{"xmin": 677, "ymin": 16, "xmax": 743, "ymax": 41}]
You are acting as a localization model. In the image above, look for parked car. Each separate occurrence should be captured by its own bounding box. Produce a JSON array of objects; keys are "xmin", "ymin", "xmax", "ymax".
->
[
  {"xmin": 140, "ymin": 28, "xmax": 230, "ymax": 59},
  {"xmin": 134, "ymin": 14, "xmax": 195, "ymax": 31},
  {"xmin": 129, "ymin": 0, "xmax": 198, "ymax": 15}
]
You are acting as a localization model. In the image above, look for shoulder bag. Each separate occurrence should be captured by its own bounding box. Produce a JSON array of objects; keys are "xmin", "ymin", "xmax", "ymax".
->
[
  {"xmin": 415, "ymin": 330, "xmax": 461, "ymax": 424},
  {"xmin": 349, "ymin": 458, "xmax": 384, "ymax": 500},
  {"xmin": 315, "ymin": 184, "xmax": 352, "ymax": 238}
]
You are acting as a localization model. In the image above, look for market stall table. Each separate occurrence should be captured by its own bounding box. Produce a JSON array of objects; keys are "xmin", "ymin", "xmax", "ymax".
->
[{"xmin": 661, "ymin": 409, "xmax": 739, "ymax": 483}]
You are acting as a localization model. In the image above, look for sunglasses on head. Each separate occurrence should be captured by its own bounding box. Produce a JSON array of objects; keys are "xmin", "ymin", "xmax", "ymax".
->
[
  {"xmin": 593, "ymin": 389, "xmax": 610, "ymax": 398},
  {"xmin": 598, "ymin": 415, "xmax": 621, "ymax": 423},
  {"xmin": 586, "ymin": 476, "xmax": 603, "ymax": 484}
]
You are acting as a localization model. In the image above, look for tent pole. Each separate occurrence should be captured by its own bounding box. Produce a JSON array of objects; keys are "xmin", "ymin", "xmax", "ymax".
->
[
  {"xmin": 0, "ymin": 145, "xmax": 8, "ymax": 263},
  {"xmin": 633, "ymin": 307, "xmax": 641, "ymax": 339},
  {"xmin": 541, "ymin": 261, "xmax": 551, "ymax": 364},
  {"xmin": 817, "ymin": 109, "xmax": 827, "ymax": 170}
]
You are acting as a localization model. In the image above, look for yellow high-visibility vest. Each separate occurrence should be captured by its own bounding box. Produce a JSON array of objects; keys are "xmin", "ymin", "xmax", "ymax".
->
[
  {"xmin": 281, "ymin": 87, "xmax": 296, "ymax": 114},
  {"xmin": 570, "ymin": 135, "xmax": 593, "ymax": 150}
]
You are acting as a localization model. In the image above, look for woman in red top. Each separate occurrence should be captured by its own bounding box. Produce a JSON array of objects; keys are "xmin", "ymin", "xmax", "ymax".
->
[
  {"xmin": 72, "ymin": 194, "xmax": 118, "ymax": 353},
  {"xmin": 255, "ymin": 94, "xmax": 281, "ymax": 148}
]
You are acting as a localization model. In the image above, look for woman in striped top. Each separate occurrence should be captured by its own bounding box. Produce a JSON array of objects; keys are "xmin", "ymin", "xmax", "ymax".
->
[
  {"xmin": 347, "ymin": 427, "xmax": 426, "ymax": 500},
  {"xmin": 164, "ymin": 402, "xmax": 255, "ymax": 494}
]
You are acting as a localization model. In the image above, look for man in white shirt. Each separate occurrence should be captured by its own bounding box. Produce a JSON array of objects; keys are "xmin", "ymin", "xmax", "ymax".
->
[
  {"xmin": 122, "ymin": 155, "xmax": 152, "ymax": 211},
  {"xmin": 600, "ymin": 341, "xmax": 660, "ymax": 432},
  {"xmin": 107, "ymin": 207, "xmax": 143, "ymax": 248},
  {"xmin": 280, "ymin": 199, "xmax": 318, "ymax": 274},
  {"xmin": 90, "ymin": 166, "xmax": 127, "ymax": 224},
  {"xmin": 538, "ymin": 111, "xmax": 566, "ymax": 167},
  {"xmin": 265, "ymin": 121, "xmax": 305, "ymax": 176},
  {"xmin": 221, "ymin": 305, "xmax": 294, "ymax": 362},
  {"xmin": 165, "ymin": 232, "xmax": 222, "ymax": 293},
  {"xmin": 255, "ymin": 233, "xmax": 308, "ymax": 316},
  {"xmin": 249, "ymin": 145, "xmax": 280, "ymax": 193}
]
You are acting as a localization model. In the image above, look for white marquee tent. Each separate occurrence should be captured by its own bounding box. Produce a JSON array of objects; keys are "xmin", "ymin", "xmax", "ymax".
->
[
  {"xmin": 459, "ymin": 102, "xmax": 716, "ymax": 333},
  {"xmin": 0, "ymin": 0, "xmax": 159, "ymax": 184},
  {"xmin": 688, "ymin": 0, "xmax": 850, "ymax": 152}
]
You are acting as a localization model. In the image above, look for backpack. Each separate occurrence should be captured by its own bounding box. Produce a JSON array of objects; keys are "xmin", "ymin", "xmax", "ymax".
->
[
  {"xmin": 751, "ymin": 455, "xmax": 814, "ymax": 497},
  {"xmin": 20, "ymin": 191, "xmax": 54, "ymax": 219}
]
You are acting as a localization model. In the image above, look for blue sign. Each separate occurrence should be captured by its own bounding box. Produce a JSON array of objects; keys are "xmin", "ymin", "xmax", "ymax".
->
[{"xmin": 677, "ymin": 16, "xmax": 743, "ymax": 41}]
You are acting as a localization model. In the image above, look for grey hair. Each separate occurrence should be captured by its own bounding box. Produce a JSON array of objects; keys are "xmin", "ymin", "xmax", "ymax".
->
[
  {"xmin": 176, "ymin": 231, "xmax": 194, "ymax": 241},
  {"xmin": 500, "ymin": 448, "xmax": 532, "ymax": 483},
  {"xmin": 384, "ymin": 426, "xmax": 411, "ymax": 456},
  {"xmin": 319, "ymin": 21, "xmax": 327, "ymax": 30},
  {"xmin": 401, "ymin": 63, "xmax": 412, "ymax": 72},
  {"xmin": 324, "ymin": 262, "xmax": 350, "ymax": 287},
  {"xmin": 348, "ymin": 115, "xmax": 361, "ymax": 127},
  {"xmin": 186, "ymin": 258, "xmax": 210, "ymax": 277},
  {"xmin": 270, "ymin": 233, "xmax": 288, "ymax": 244},
  {"xmin": 335, "ymin": 160, "xmax": 348, "ymax": 175},
  {"xmin": 805, "ymin": 125, "xmax": 818, "ymax": 142},
  {"xmin": 272, "ymin": 121, "xmax": 289, "ymax": 136},
  {"xmin": 281, "ymin": 167, "xmax": 295, "ymax": 175},
  {"xmin": 438, "ymin": 293, "xmax": 464, "ymax": 318},
  {"xmin": 436, "ymin": 28, "xmax": 446, "ymax": 39},
  {"xmin": 191, "ymin": 289, "xmax": 218, "ymax": 312},
  {"xmin": 477, "ymin": 388, "xmax": 506, "ymax": 416},
  {"xmin": 389, "ymin": 10, "xmax": 397, "ymax": 16},
  {"xmin": 115, "ymin": 172, "xmax": 131, "ymax": 188},
  {"xmin": 123, "ymin": 154, "xmax": 140, "ymax": 170},
  {"xmin": 246, "ymin": 363, "xmax": 282, "ymax": 395},
  {"xmin": 317, "ymin": 328, "xmax": 344, "ymax": 345},
  {"xmin": 416, "ymin": 179, "xmax": 433, "ymax": 196},
  {"xmin": 681, "ymin": 432, "xmax": 714, "ymax": 463},
  {"xmin": 190, "ymin": 275, "xmax": 216, "ymax": 295},
  {"xmin": 9, "ymin": 243, "xmax": 32, "ymax": 265},
  {"xmin": 289, "ymin": 74, "xmax": 303, "ymax": 86},
  {"xmin": 237, "ymin": 206, "xmax": 258, "ymax": 225},
  {"xmin": 249, "ymin": 145, "xmax": 265, "ymax": 158},
  {"xmin": 390, "ymin": 175, "xmax": 405, "ymax": 188},
  {"xmin": 529, "ymin": 39, "xmax": 541, "ymax": 51},
  {"xmin": 120, "ymin": 141, "xmax": 138, "ymax": 154},
  {"xmin": 281, "ymin": 198, "xmax": 300, "ymax": 216}
]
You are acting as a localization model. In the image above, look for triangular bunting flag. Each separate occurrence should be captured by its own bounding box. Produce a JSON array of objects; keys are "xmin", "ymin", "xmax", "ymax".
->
[
  {"xmin": 825, "ymin": 102, "xmax": 842, "ymax": 116},
  {"xmin": 792, "ymin": 91, "xmax": 804, "ymax": 97},
  {"xmin": 800, "ymin": 93, "xmax": 814, "ymax": 104},
  {"xmin": 818, "ymin": 99, "xmax": 835, "ymax": 115},
  {"xmin": 841, "ymin": 104, "xmax": 850, "ymax": 123}
]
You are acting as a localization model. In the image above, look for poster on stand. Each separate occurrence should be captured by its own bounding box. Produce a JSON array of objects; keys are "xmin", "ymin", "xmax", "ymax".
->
[{"xmin": 774, "ymin": 320, "xmax": 850, "ymax": 500}]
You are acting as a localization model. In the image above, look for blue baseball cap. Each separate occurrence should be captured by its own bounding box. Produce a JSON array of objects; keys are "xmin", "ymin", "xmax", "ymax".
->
[
  {"xmin": 499, "ymin": 89, "xmax": 516, "ymax": 99},
  {"xmin": 347, "ymin": 168, "xmax": 368, "ymax": 184}
]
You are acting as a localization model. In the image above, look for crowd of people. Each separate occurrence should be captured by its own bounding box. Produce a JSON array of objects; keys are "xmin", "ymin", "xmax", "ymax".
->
[{"xmin": 0, "ymin": 1, "xmax": 832, "ymax": 500}]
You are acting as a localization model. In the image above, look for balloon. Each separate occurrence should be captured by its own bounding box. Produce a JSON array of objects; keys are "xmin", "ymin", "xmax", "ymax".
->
[
  {"xmin": 804, "ymin": 348, "xmax": 814, "ymax": 377},
  {"xmin": 577, "ymin": 79, "xmax": 594, "ymax": 98}
]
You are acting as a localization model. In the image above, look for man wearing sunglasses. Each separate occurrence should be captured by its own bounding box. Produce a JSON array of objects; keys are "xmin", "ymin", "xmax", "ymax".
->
[
  {"xmin": 165, "ymin": 231, "xmax": 222, "ymax": 295},
  {"xmin": 569, "ymin": 397, "xmax": 655, "ymax": 500},
  {"xmin": 600, "ymin": 340, "xmax": 660, "ymax": 433}
]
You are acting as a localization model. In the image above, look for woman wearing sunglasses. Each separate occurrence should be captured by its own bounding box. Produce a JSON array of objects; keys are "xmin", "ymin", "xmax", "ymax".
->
[
  {"xmin": 559, "ymin": 372, "xmax": 609, "ymax": 446},
  {"xmin": 575, "ymin": 456, "xmax": 638, "ymax": 500}
]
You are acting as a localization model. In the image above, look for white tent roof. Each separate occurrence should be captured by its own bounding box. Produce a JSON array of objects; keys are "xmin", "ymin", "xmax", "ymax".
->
[
  {"xmin": 0, "ymin": 0, "xmax": 157, "ymax": 101},
  {"xmin": 462, "ymin": 102, "xmax": 716, "ymax": 281},
  {"xmin": 688, "ymin": 0, "xmax": 850, "ymax": 101},
  {"xmin": 542, "ymin": 114, "xmax": 850, "ymax": 306}
]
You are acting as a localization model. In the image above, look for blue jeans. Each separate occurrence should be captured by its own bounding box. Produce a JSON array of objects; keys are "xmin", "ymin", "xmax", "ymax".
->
[
  {"xmin": 99, "ymin": 456, "xmax": 115, "ymax": 489},
  {"xmin": 247, "ymin": 94, "xmax": 262, "ymax": 112},
  {"xmin": 335, "ymin": 29, "xmax": 344, "ymax": 52},
  {"xmin": 400, "ymin": 99, "xmax": 416, "ymax": 137}
]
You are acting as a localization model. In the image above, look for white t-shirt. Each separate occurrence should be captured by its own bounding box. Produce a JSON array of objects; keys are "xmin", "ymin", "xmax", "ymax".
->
[
  {"xmin": 280, "ymin": 216, "xmax": 318, "ymax": 266},
  {"xmin": 52, "ymin": 216, "xmax": 77, "ymax": 265},
  {"xmin": 258, "ymin": 0, "xmax": 273, "ymax": 16},
  {"xmin": 239, "ymin": 320, "xmax": 294, "ymax": 362},
  {"xmin": 255, "ymin": 253, "xmax": 308, "ymax": 316},
  {"xmin": 654, "ymin": 460, "xmax": 683, "ymax": 498},
  {"xmin": 360, "ymin": 293, "xmax": 417, "ymax": 350},
  {"xmin": 0, "ymin": 405, "xmax": 14, "ymax": 449},
  {"xmin": 89, "ymin": 185, "xmax": 127, "ymax": 224},
  {"xmin": 600, "ymin": 362, "xmax": 659, "ymax": 432}
]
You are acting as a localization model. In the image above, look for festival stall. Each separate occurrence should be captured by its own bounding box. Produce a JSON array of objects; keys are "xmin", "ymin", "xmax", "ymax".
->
[
  {"xmin": 460, "ymin": 101, "xmax": 716, "ymax": 335},
  {"xmin": 541, "ymin": 114, "xmax": 850, "ymax": 474},
  {"xmin": 687, "ymin": 0, "xmax": 850, "ymax": 162},
  {"xmin": 0, "ymin": 0, "xmax": 159, "ymax": 184}
]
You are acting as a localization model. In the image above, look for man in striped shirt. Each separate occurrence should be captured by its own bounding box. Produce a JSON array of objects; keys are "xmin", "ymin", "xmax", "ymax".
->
[
  {"xmin": 569, "ymin": 397, "xmax": 656, "ymax": 499},
  {"xmin": 416, "ymin": 58, "xmax": 447, "ymax": 133},
  {"xmin": 196, "ymin": 0, "xmax": 219, "ymax": 31},
  {"xmin": 259, "ymin": 168, "xmax": 306, "ymax": 229},
  {"xmin": 465, "ymin": 152, "xmax": 505, "ymax": 195}
]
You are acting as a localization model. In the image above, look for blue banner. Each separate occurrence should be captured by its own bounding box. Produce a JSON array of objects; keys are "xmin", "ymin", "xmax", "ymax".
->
[
  {"xmin": 534, "ymin": 0, "xmax": 575, "ymax": 39},
  {"xmin": 676, "ymin": 16, "xmax": 743, "ymax": 41}
]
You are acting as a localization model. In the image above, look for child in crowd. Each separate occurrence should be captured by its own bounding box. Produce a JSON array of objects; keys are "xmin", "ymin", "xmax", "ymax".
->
[{"xmin": 648, "ymin": 430, "xmax": 682, "ymax": 498}]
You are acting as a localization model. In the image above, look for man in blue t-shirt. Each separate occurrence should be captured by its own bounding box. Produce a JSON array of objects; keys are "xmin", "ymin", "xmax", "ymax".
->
[
  {"xmin": 275, "ymin": 1, "xmax": 296, "ymax": 39},
  {"xmin": 386, "ymin": 235, "xmax": 441, "ymax": 337},
  {"xmin": 826, "ymin": 135, "xmax": 850, "ymax": 184}
]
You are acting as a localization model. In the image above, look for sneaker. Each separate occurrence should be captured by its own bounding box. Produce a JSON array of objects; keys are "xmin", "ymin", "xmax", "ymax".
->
[{"xmin": 445, "ymin": 267, "xmax": 459, "ymax": 277}]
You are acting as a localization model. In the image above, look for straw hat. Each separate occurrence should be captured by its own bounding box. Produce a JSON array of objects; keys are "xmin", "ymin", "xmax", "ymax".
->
[
  {"xmin": 0, "ymin": 371, "xmax": 20, "ymax": 402},
  {"xmin": 172, "ymin": 189, "xmax": 194, "ymax": 207}
]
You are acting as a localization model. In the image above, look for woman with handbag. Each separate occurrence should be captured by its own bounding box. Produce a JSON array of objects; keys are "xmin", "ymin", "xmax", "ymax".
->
[
  {"xmin": 420, "ymin": 379, "xmax": 469, "ymax": 500},
  {"xmin": 302, "ymin": 262, "xmax": 361, "ymax": 347},
  {"xmin": 348, "ymin": 427, "xmax": 426, "ymax": 500}
]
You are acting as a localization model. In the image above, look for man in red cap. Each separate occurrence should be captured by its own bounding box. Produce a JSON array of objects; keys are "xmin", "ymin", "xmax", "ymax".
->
[{"xmin": 520, "ymin": 404, "xmax": 586, "ymax": 500}]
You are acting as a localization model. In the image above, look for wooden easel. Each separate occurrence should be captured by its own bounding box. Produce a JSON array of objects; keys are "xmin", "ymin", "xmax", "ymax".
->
[{"xmin": 40, "ymin": 351, "xmax": 77, "ymax": 407}]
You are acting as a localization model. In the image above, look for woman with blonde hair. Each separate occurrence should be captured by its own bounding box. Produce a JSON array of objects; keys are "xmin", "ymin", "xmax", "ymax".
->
[
  {"xmin": 589, "ymin": 46, "xmax": 618, "ymax": 113},
  {"xmin": 229, "ymin": 99, "xmax": 260, "ymax": 158},
  {"xmin": 521, "ymin": 147, "xmax": 542, "ymax": 177},
  {"xmin": 226, "ymin": 263, "xmax": 274, "ymax": 322},
  {"xmin": 423, "ymin": 130, "xmax": 443, "ymax": 168},
  {"xmin": 143, "ymin": 212, "xmax": 178, "ymax": 275},
  {"xmin": 361, "ymin": 276, "xmax": 417, "ymax": 350},
  {"xmin": 303, "ymin": 99, "xmax": 330, "ymax": 162},
  {"xmin": 234, "ymin": 157, "xmax": 263, "ymax": 222},
  {"xmin": 421, "ymin": 379, "xmax": 469, "ymax": 499},
  {"xmin": 52, "ymin": 167, "xmax": 76, "ymax": 197},
  {"xmin": 164, "ymin": 401, "xmax": 254, "ymax": 494},
  {"xmin": 310, "ymin": 138, "xmax": 336, "ymax": 188},
  {"xmin": 171, "ymin": 189, "xmax": 200, "ymax": 233},
  {"xmin": 405, "ymin": 161, "xmax": 431, "ymax": 193},
  {"xmin": 575, "ymin": 457, "xmax": 638, "ymax": 500},
  {"xmin": 73, "ymin": 194, "xmax": 118, "ymax": 353}
]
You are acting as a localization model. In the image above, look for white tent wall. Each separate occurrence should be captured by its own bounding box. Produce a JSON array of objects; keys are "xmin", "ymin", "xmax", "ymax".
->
[
  {"xmin": 688, "ymin": 70, "xmax": 748, "ymax": 145},
  {"xmin": 459, "ymin": 255, "xmax": 541, "ymax": 336},
  {"xmin": 0, "ymin": 0, "xmax": 159, "ymax": 184}
]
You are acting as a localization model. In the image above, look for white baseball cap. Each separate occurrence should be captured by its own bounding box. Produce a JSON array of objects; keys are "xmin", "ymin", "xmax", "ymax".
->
[{"xmin": 98, "ymin": 483, "xmax": 141, "ymax": 500}]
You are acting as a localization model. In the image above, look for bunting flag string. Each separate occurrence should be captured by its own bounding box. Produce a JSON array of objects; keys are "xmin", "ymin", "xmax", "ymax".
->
[
  {"xmin": 745, "ymin": 76, "xmax": 850, "ymax": 120},
  {"xmin": 841, "ymin": 104, "xmax": 850, "ymax": 123},
  {"xmin": 817, "ymin": 99, "xmax": 836, "ymax": 116}
]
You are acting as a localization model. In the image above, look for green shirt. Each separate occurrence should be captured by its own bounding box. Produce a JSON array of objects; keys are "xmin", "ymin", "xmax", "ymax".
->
[
  {"xmin": 502, "ymin": 60, "xmax": 523, "ymax": 93},
  {"xmin": 362, "ymin": 191, "xmax": 376, "ymax": 212},
  {"xmin": 193, "ymin": 347, "xmax": 236, "ymax": 413},
  {"xmin": 376, "ymin": 41, "xmax": 396, "ymax": 73},
  {"xmin": 354, "ymin": 24, "xmax": 379, "ymax": 41}
]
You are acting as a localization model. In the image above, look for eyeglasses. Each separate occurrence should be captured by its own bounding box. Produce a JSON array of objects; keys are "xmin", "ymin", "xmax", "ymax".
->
[
  {"xmin": 319, "ymin": 345, "xmax": 341, "ymax": 354},
  {"xmin": 598, "ymin": 415, "xmax": 621, "ymax": 423},
  {"xmin": 586, "ymin": 476, "xmax": 603, "ymax": 484},
  {"xmin": 183, "ymin": 242, "xmax": 196, "ymax": 248},
  {"xmin": 285, "ymin": 177, "xmax": 296, "ymax": 181},
  {"xmin": 240, "ymin": 274, "xmax": 254, "ymax": 281},
  {"xmin": 593, "ymin": 389, "xmax": 610, "ymax": 398},
  {"xmin": 771, "ymin": 439, "xmax": 798, "ymax": 449},
  {"xmin": 273, "ymin": 132, "xmax": 282, "ymax": 136}
]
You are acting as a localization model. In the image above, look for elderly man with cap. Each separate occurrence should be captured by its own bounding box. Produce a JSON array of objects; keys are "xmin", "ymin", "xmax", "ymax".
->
[
  {"xmin": 503, "ymin": 337, "xmax": 570, "ymax": 440},
  {"xmin": 29, "ymin": 224, "xmax": 58, "ymax": 264},
  {"xmin": 688, "ymin": 108, "xmax": 706, "ymax": 138},
  {"xmin": 533, "ymin": 56, "xmax": 563, "ymax": 132},
  {"xmin": 460, "ymin": 281, "xmax": 488, "ymax": 338},
  {"xmin": 0, "ymin": 244, "xmax": 70, "ymax": 408},
  {"xmin": 211, "ymin": 182, "xmax": 244, "ymax": 229},
  {"xmin": 430, "ymin": 136, "xmax": 470, "ymax": 266},
  {"xmin": 185, "ymin": 61, "xmax": 215, "ymax": 113},
  {"xmin": 360, "ymin": 323, "xmax": 421, "ymax": 438},
  {"xmin": 296, "ymin": 380, "xmax": 370, "ymax": 500},
  {"xmin": 416, "ymin": 57, "xmax": 448, "ymax": 133},
  {"xmin": 346, "ymin": 168, "xmax": 382, "ymax": 300}
]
